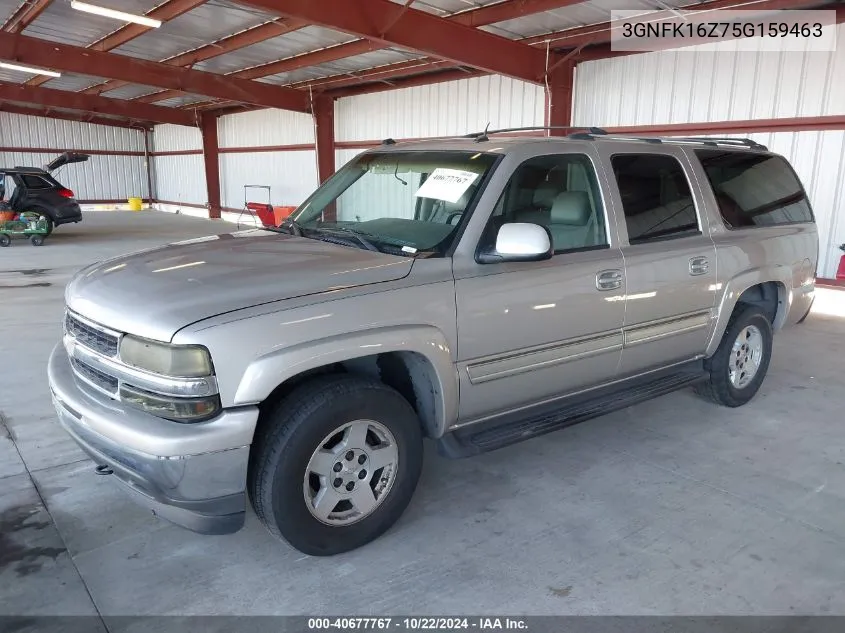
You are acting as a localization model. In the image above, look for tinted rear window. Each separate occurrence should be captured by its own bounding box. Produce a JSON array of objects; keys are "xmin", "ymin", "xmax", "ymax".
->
[
  {"xmin": 20, "ymin": 174, "xmax": 51, "ymax": 189},
  {"xmin": 695, "ymin": 150, "xmax": 814, "ymax": 228}
]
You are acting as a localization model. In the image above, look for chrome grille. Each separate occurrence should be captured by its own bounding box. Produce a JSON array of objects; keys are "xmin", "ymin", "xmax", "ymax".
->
[
  {"xmin": 65, "ymin": 312, "xmax": 119, "ymax": 357},
  {"xmin": 70, "ymin": 357, "xmax": 119, "ymax": 396}
]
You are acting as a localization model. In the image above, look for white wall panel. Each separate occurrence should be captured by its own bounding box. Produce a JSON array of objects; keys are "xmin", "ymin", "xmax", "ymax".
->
[
  {"xmin": 219, "ymin": 151, "xmax": 319, "ymax": 211},
  {"xmin": 152, "ymin": 124, "xmax": 202, "ymax": 152},
  {"xmin": 218, "ymin": 109, "xmax": 315, "ymax": 148},
  {"xmin": 0, "ymin": 151, "xmax": 147, "ymax": 200},
  {"xmin": 573, "ymin": 24, "xmax": 845, "ymax": 127},
  {"xmin": 335, "ymin": 148, "xmax": 366, "ymax": 171},
  {"xmin": 0, "ymin": 112, "xmax": 145, "ymax": 151},
  {"xmin": 152, "ymin": 154, "xmax": 206, "ymax": 205},
  {"xmin": 335, "ymin": 75, "xmax": 545, "ymax": 142}
]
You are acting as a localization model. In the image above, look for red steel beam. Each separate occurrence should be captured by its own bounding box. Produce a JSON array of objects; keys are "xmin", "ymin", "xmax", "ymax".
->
[
  {"xmin": 2, "ymin": 0, "xmax": 52, "ymax": 33},
  {"xmin": 237, "ymin": 0, "xmax": 549, "ymax": 84},
  {"xmin": 327, "ymin": 67, "xmax": 486, "ymax": 99},
  {"xmin": 86, "ymin": 17, "xmax": 307, "ymax": 97},
  {"xmin": 232, "ymin": 0, "xmax": 581, "ymax": 82},
  {"xmin": 313, "ymin": 94, "xmax": 335, "ymax": 183},
  {"xmin": 605, "ymin": 116, "xmax": 845, "ymax": 136},
  {"xmin": 27, "ymin": 0, "xmax": 207, "ymax": 88},
  {"xmin": 0, "ymin": 32, "xmax": 311, "ymax": 111},
  {"xmin": 546, "ymin": 59, "xmax": 574, "ymax": 131},
  {"xmin": 520, "ymin": 0, "xmax": 829, "ymax": 50},
  {"xmin": 200, "ymin": 113, "xmax": 221, "ymax": 219},
  {"xmin": 0, "ymin": 101, "xmax": 152, "ymax": 128},
  {"xmin": 0, "ymin": 81, "xmax": 195, "ymax": 125},
  {"xmin": 301, "ymin": 0, "xmax": 834, "ymax": 96}
]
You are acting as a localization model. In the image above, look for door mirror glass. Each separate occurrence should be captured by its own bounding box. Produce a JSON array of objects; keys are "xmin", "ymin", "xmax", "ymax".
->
[{"xmin": 478, "ymin": 222, "xmax": 553, "ymax": 263}]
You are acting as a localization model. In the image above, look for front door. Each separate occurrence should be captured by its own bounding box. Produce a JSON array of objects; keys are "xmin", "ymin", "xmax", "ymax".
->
[
  {"xmin": 453, "ymin": 149, "xmax": 626, "ymax": 424},
  {"xmin": 598, "ymin": 147, "xmax": 718, "ymax": 376}
]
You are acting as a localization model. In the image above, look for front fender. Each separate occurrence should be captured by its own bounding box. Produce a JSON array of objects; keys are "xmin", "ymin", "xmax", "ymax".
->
[
  {"xmin": 233, "ymin": 325, "xmax": 459, "ymax": 437},
  {"xmin": 705, "ymin": 265, "xmax": 794, "ymax": 357}
]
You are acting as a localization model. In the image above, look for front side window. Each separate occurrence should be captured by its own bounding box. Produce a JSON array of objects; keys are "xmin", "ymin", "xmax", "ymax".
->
[
  {"xmin": 611, "ymin": 153, "xmax": 699, "ymax": 244},
  {"xmin": 480, "ymin": 153, "xmax": 608, "ymax": 254},
  {"xmin": 293, "ymin": 151, "xmax": 498, "ymax": 256},
  {"xmin": 695, "ymin": 150, "xmax": 814, "ymax": 228}
]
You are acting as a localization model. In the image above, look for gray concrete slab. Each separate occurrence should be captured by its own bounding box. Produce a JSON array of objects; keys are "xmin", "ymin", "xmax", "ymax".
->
[{"xmin": 2, "ymin": 211, "xmax": 845, "ymax": 617}]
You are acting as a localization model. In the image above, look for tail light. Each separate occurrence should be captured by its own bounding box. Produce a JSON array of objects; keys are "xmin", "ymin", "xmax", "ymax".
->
[
  {"xmin": 836, "ymin": 244, "xmax": 845, "ymax": 281},
  {"xmin": 58, "ymin": 188, "xmax": 74, "ymax": 198}
]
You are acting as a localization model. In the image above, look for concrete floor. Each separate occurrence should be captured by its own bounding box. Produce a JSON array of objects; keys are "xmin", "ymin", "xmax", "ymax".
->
[{"xmin": 2, "ymin": 211, "xmax": 845, "ymax": 619}]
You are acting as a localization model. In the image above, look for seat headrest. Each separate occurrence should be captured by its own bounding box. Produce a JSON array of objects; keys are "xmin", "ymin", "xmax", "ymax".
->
[
  {"xmin": 550, "ymin": 191, "xmax": 592, "ymax": 226},
  {"xmin": 532, "ymin": 184, "xmax": 558, "ymax": 208}
]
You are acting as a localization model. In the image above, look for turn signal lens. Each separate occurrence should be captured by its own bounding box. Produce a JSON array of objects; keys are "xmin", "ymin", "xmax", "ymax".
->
[{"xmin": 119, "ymin": 384, "xmax": 220, "ymax": 423}]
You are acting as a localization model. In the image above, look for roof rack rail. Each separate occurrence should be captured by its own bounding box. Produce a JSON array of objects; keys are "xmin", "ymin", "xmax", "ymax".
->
[
  {"xmin": 564, "ymin": 132, "xmax": 768, "ymax": 151},
  {"xmin": 465, "ymin": 126, "xmax": 608, "ymax": 142}
]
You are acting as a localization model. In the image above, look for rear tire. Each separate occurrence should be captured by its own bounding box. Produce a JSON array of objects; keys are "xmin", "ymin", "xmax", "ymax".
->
[
  {"xmin": 695, "ymin": 305, "xmax": 773, "ymax": 407},
  {"xmin": 31, "ymin": 235, "xmax": 44, "ymax": 246},
  {"xmin": 248, "ymin": 374, "xmax": 423, "ymax": 556},
  {"xmin": 0, "ymin": 234, "xmax": 10, "ymax": 247}
]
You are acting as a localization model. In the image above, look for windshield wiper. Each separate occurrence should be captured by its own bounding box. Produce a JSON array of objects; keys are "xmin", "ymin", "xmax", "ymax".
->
[
  {"xmin": 313, "ymin": 226, "xmax": 381, "ymax": 252},
  {"xmin": 279, "ymin": 217, "xmax": 303, "ymax": 236}
]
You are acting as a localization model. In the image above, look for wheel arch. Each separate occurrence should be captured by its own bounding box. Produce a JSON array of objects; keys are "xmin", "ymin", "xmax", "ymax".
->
[
  {"xmin": 235, "ymin": 325, "xmax": 458, "ymax": 439},
  {"xmin": 705, "ymin": 267, "xmax": 791, "ymax": 357}
]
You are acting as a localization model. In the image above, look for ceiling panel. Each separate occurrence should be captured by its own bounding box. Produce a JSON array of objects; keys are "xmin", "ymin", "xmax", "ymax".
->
[
  {"xmin": 259, "ymin": 48, "xmax": 419, "ymax": 87},
  {"xmin": 194, "ymin": 25, "xmax": 355, "ymax": 75},
  {"xmin": 112, "ymin": 0, "xmax": 276, "ymax": 61},
  {"xmin": 100, "ymin": 83, "xmax": 163, "ymax": 99},
  {"xmin": 22, "ymin": 0, "xmax": 162, "ymax": 47}
]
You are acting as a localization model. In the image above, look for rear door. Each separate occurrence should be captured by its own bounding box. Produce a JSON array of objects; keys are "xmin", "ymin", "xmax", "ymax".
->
[{"xmin": 597, "ymin": 145, "xmax": 718, "ymax": 376}]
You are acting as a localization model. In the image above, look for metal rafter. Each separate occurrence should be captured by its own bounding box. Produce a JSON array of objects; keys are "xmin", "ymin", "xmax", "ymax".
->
[
  {"xmin": 84, "ymin": 17, "xmax": 307, "ymax": 96},
  {"xmin": 26, "ymin": 0, "xmax": 209, "ymax": 88},
  {"xmin": 228, "ymin": 0, "xmax": 582, "ymax": 83},
  {"xmin": 0, "ymin": 32, "xmax": 311, "ymax": 111},
  {"xmin": 0, "ymin": 101, "xmax": 152, "ymax": 128},
  {"xmin": 234, "ymin": 0, "xmax": 550, "ymax": 84},
  {"xmin": 2, "ymin": 0, "xmax": 53, "ymax": 33},
  {"xmin": 0, "ymin": 81, "xmax": 195, "ymax": 125}
]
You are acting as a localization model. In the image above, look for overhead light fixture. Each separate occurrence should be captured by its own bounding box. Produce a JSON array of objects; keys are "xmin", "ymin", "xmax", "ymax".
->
[
  {"xmin": 0, "ymin": 61, "xmax": 61, "ymax": 78},
  {"xmin": 70, "ymin": 1, "xmax": 162, "ymax": 28}
]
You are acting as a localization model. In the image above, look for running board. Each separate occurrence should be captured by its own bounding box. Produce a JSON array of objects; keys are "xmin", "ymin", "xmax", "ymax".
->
[{"xmin": 439, "ymin": 364, "xmax": 707, "ymax": 457}]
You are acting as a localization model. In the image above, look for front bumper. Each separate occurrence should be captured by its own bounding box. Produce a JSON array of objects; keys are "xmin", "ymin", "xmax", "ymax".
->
[{"xmin": 48, "ymin": 344, "xmax": 259, "ymax": 535}]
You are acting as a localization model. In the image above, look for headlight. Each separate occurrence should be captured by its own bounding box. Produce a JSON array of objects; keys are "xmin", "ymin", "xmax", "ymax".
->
[
  {"xmin": 120, "ymin": 384, "xmax": 220, "ymax": 423},
  {"xmin": 120, "ymin": 335, "xmax": 213, "ymax": 377}
]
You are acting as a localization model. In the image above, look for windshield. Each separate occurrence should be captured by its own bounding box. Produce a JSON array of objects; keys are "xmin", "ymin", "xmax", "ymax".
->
[{"xmin": 292, "ymin": 150, "xmax": 498, "ymax": 255}]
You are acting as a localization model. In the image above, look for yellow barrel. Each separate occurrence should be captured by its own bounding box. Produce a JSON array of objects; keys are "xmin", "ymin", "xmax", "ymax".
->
[{"xmin": 128, "ymin": 197, "xmax": 143, "ymax": 211}]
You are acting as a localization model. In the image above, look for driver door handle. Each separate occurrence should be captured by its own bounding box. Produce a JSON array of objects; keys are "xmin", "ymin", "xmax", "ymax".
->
[{"xmin": 596, "ymin": 269, "xmax": 623, "ymax": 291}]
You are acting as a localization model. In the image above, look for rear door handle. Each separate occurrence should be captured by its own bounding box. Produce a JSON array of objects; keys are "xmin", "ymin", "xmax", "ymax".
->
[
  {"xmin": 689, "ymin": 256, "xmax": 709, "ymax": 276},
  {"xmin": 596, "ymin": 269, "xmax": 623, "ymax": 291}
]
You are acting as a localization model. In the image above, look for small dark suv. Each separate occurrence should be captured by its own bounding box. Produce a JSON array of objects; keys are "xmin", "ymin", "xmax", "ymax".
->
[{"xmin": 0, "ymin": 152, "xmax": 89, "ymax": 233}]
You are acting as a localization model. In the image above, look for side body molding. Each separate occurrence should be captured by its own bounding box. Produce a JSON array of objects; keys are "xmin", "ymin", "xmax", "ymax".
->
[{"xmin": 233, "ymin": 325, "xmax": 459, "ymax": 437}]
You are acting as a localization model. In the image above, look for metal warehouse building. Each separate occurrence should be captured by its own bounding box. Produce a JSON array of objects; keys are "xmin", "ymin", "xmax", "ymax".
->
[{"xmin": 2, "ymin": 0, "xmax": 845, "ymax": 622}]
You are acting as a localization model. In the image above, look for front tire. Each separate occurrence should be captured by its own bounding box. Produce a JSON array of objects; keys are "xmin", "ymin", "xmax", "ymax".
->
[
  {"xmin": 249, "ymin": 374, "xmax": 423, "ymax": 556},
  {"xmin": 696, "ymin": 305, "xmax": 773, "ymax": 407}
]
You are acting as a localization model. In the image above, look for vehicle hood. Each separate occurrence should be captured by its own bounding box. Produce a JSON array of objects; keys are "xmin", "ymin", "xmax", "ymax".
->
[{"xmin": 66, "ymin": 230, "xmax": 414, "ymax": 341}]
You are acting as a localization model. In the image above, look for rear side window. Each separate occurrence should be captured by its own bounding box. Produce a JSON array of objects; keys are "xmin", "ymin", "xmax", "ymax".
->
[
  {"xmin": 611, "ymin": 154, "xmax": 699, "ymax": 244},
  {"xmin": 20, "ymin": 174, "xmax": 51, "ymax": 189},
  {"xmin": 695, "ymin": 150, "xmax": 814, "ymax": 228}
]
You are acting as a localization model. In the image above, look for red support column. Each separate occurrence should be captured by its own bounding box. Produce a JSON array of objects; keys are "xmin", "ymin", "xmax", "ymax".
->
[
  {"xmin": 546, "ymin": 59, "xmax": 575, "ymax": 134},
  {"xmin": 314, "ymin": 95, "xmax": 336, "ymax": 183},
  {"xmin": 201, "ymin": 113, "xmax": 221, "ymax": 219}
]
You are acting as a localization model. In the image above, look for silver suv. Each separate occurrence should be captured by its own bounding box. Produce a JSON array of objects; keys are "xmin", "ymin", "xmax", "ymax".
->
[{"xmin": 48, "ymin": 129, "xmax": 818, "ymax": 555}]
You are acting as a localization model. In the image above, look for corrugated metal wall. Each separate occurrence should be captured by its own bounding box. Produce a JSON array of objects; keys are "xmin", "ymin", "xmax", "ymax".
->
[
  {"xmin": 220, "ymin": 152, "xmax": 319, "ymax": 210},
  {"xmin": 216, "ymin": 109, "xmax": 318, "ymax": 211},
  {"xmin": 150, "ymin": 123, "xmax": 205, "ymax": 205},
  {"xmin": 0, "ymin": 111, "xmax": 144, "ymax": 150},
  {"xmin": 573, "ymin": 24, "xmax": 845, "ymax": 126},
  {"xmin": 573, "ymin": 29, "xmax": 845, "ymax": 278},
  {"xmin": 1, "ymin": 111, "xmax": 148, "ymax": 201},
  {"xmin": 335, "ymin": 75, "xmax": 545, "ymax": 141},
  {"xmin": 218, "ymin": 109, "xmax": 315, "ymax": 147}
]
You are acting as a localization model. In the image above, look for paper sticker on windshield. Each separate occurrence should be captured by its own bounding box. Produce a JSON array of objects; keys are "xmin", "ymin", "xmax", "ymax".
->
[{"xmin": 414, "ymin": 168, "xmax": 478, "ymax": 204}]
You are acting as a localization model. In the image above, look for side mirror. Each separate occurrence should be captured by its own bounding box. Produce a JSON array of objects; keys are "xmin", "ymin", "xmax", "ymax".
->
[{"xmin": 478, "ymin": 223, "xmax": 553, "ymax": 264}]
